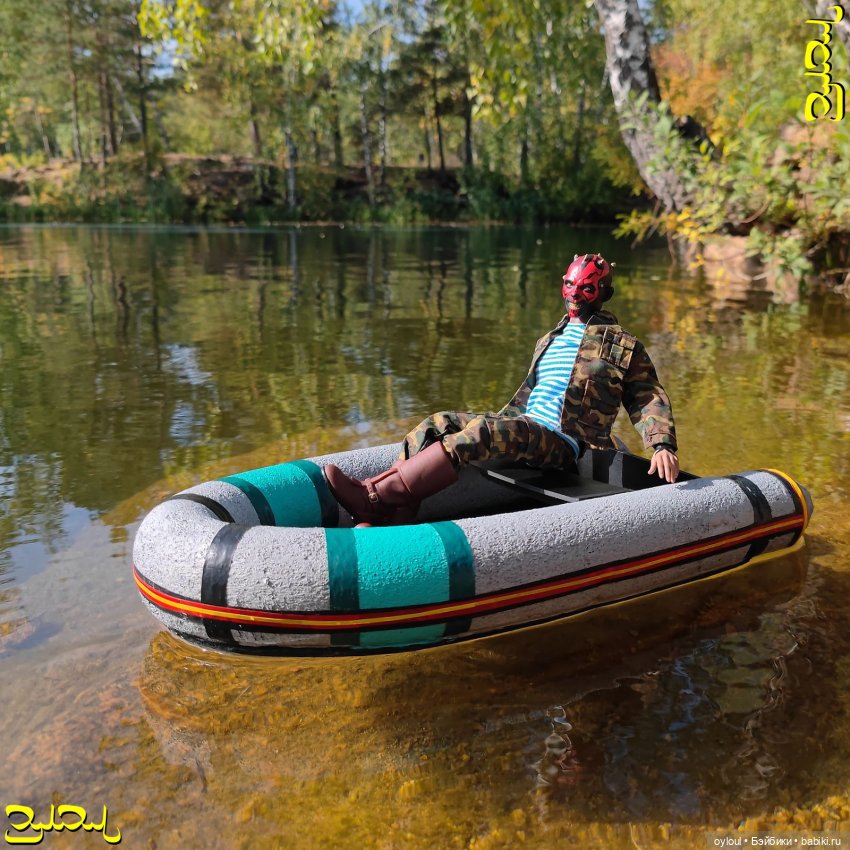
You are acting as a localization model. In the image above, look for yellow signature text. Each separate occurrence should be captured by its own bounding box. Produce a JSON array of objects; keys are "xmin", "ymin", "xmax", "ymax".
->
[
  {"xmin": 3, "ymin": 804, "xmax": 121, "ymax": 845},
  {"xmin": 805, "ymin": 4, "xmax": 846, "ymax": 121}
]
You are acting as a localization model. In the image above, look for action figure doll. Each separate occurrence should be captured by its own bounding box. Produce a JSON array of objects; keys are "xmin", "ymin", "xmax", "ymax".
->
[{"xmin": 324, "ymin": 253, "xmax": 679, "ymax": 526}]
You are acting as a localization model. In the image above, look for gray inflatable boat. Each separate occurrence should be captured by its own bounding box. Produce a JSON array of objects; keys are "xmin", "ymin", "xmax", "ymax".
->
[{"xmin": 132, "ymin": 444, "xmax": 812, "ymax": 655}]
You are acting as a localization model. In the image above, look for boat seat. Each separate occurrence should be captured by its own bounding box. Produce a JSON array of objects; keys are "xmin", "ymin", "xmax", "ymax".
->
[
  {"xmin": 476, "ymin": 447, "xmax": 697, "ymax": 505},
  {"xmin": 480, "ymin": 466, "xmax": 631, "ymax": 503}
]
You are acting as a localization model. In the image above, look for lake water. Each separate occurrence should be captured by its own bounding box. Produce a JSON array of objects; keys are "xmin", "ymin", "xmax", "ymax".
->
[{"xmin": 1, "ymin": 224, "xmax": 849, "ymax": 849}]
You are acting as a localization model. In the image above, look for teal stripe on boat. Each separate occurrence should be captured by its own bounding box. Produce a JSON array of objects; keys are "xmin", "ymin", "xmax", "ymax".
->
[
  {"xmin": 355, "ymin": 524, "xmax": 448, "ymax": 648},
  {"xmin": 359, "ymin": 622, "xmax": 446, "ymax": 648},
  {"xmin": 326, "ymin": 528, "xmax": 359, "ymax": 610},
  {"xmin": 289, "ymin": 460, "xmax": 339, "ymax": 527},
  {"xmin": 221, "ymin": 462, "xmax": 323, "ymax": 528},
  {"xmin": 324, "ymin": 522, "xmax": 476, "ymax": 649},
  {"xmin": 432, "ymin": 521, "xmax": 475, "ymax": 600},
  {"xmin": 432, "ymin": 521, "xmax": 475, "ymax": 637},
  {"xmin": 353, "ymin": 524, "xmax": 449, "ymax": 607}
]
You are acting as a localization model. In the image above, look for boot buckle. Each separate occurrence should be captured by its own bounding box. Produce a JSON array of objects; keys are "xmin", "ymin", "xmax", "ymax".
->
[{"xmin": 366, "ymin": 481, "xmax": 380, "ymax": 503}]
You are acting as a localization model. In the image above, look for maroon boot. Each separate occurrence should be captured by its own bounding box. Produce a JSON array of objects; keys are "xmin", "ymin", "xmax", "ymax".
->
[{"xmin": 323, "ymin": 442, "xmax": 459, "ymax": 526}]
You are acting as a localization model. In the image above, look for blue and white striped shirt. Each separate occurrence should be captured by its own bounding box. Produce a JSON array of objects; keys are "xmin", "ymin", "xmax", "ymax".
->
[{"xmin": 525, "ymin": 322, "xmax": 585, "ymax": 457}]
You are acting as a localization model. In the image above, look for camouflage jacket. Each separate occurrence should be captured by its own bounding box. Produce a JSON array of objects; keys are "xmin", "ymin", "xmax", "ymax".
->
[{"xmin": 499, "ymin": 309, "xmax": 677, "ymax": 452}]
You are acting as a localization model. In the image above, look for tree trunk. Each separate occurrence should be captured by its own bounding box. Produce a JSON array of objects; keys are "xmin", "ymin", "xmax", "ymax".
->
[
  {"xmin": 423, "ymin": 111, "xmax": 433, "ymax": 171},
  {"xmin": 378, "ymin": 68, "xmax": 388, "ymax": 189},
  {"xmin": 359, "ymin": 90, "xmax": 375, "ymax": 206},
  {"xmin": 284, "ymin": 127, "xmax": 298, "ymax": 210},
  {"xmin": 249, "ymin": 99, "xmax": 263, "ymax": 159},
  {"xmin": 531, "ymin": 33, "xmax": 545, "ymax": 174},
  {"xmin": 115, "ymin": 76, "xmax": 142, "ymax": 134},
  {"xmin": 331, "ymin": 90, "xmax": 344, "ymax": 168},
  {"xmin": 572, "ymin": 79, "xmax": 586, "ymax": 172},
  {"xmin": 463, "ymin": 69, "xmax": 474, "ymax": 169},
  {"xmin": 105, "ymin": 69, "xmax": 118, "ymax": 155},
  {"xmin": 311, "ymin": 127, "xmax": 321, "ymax": 164},
  {"xmin": 33, "ymin": 102, "xmax": 53, "ymax": 158},
  {"xmin": 153, "ymin": 105, "xmax": 171, "ymax": 151},
  {"xmin": 98, "ymin": 69, "xmax": 109, "ymax": 165},
  {"xmin": 133, "ymin": 4, "xmax": 150, "ymax": 168},
  {"xmin": 96, "ymin": 22, "xmax": 118, "ymax": 158},
  {"xmin": 594, "ymin": 0, "xmax": 693, "ymax": 211},
  {"xmin": 519, "ymin": 120, "xmax": 530, "ymax": 187},
  {"xmin": 65, "ymin": 2, "xmax": 83, "ymax": 162},
  {"xmin": 431, "ymin": 68, "xmax": 445, "ymax": 172}
]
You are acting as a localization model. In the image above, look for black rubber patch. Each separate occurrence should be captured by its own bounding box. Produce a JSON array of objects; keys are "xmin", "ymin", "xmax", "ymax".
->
[
  {"xmin": 727, "ymin": 474, "xmax": 774, "ymax": 560},
  {"xmin": 727, "ymin": 475, "xmax": 773, "ymax": 524},
  {"xmin": 607, "ymin": 450, "xmax": 625, "ymax": 487},
  {"xmin": 759, "ymin": 470, "xmax": 806, "ymax": 545},
  {"xmin": 223, "ymin": 476, "xmax": 276, "ymax": 526},
  {"xmin": 200, "ymin": 524, "xmax": 250, "ymax": 642},
  {"xmin": 168, "ymin": 493, "xmax": 235, "ymax": 524}
]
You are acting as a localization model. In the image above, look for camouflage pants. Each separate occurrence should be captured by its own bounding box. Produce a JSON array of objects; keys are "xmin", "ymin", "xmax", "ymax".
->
[{"xmin": 400, "ymin": 411, "xmax": 577, "ymax": 468}]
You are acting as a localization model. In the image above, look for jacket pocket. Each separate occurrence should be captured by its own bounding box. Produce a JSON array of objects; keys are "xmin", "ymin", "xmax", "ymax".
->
[
  {"xmin": 577, "ymin": 378, "xmax": 621, "ymax": 433},
  {"xmin": 599, "ymin": 327, "xmax": 635, "ymax": 370}
]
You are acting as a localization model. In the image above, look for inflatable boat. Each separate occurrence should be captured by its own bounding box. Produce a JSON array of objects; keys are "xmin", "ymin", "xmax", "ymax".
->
[{"xmin": 132, "ymin": 444, "xmax": 812, "ymax": 655}]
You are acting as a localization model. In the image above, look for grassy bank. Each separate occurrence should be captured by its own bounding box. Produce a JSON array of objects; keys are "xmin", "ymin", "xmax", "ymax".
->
[{"xmin": 0, "ymin": 153, "xmax": 636, "ymax": 226}]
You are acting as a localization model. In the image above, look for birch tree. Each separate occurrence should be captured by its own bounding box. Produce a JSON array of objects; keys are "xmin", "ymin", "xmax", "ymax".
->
[{"xmin": 593, "ymin": 0, "xmax": 698, "ymax": 211}]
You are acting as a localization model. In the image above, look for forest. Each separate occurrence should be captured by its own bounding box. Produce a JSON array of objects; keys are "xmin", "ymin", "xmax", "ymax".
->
[{"xmin": 0, "ymin": 0, "xmax": 848, "ymax": 284}]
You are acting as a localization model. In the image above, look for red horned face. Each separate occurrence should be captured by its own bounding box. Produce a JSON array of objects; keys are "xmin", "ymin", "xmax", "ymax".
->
[{"xmin": 561, "ymin": 254, "xmax": 613, "ymax": 318}]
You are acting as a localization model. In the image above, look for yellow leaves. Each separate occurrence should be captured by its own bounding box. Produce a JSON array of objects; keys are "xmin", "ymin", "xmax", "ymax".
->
[
  {"xmin": 615, "ymin": 206, "xmax": 711, "ymax": 249},
  {"xmin": 141, "ymin": 0, "xmax": 324, "ymax": 71},
  {"xmin": 397, "ymin": 778, "xmax": 422, "ymax": 800},
  {"xmin": 468, "ymin": 828, "xmax": 509, "ymax": 850},
  {"xmin": 669, "ymin": 206, "xmax": 708, "ymax": 243},
  {"xmin": 139, "ymin": 0, "xmax": 210, "ymax": 52},
  {"xmin": 137, "ymin": 0, "xmax": 168, "ymax": 41},
  {"xmin": 655, "ymin": 43, "xmax": 725, "ymax": 129},
  {"xmin": 509, "ymin": 808, "xmax": 526, "ymax": 826}
]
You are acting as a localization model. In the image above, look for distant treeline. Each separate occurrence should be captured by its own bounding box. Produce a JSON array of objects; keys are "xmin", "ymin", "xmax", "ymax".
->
[
  {"xmin": 0, "ymin": 0, "xmax": 634, "ymax": 224},
  {"xmin": 0, "ymin": 0, "xmax": 848, "ymax": 285}
]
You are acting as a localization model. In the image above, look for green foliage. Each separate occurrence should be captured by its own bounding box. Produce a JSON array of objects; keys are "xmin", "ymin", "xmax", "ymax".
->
[
  {"xmin": 158, "ymin": 89, "xmax": 253, "ymax": 156},
  {"xmin": 605, "ymin": 0, "xmax": 848, "ymax": 280},
  {"xmin": 4, "ymin": 0, "xmax": 845, "ymax": 283},
  {"xmin": 614, "ymin": 89, "xmax": 850, "ymax": 281},
  {"xmin": 0, "ymin": 0, "xmax": 163, "ymax": 164},
  {"xmin": 0, "ymin": 0, "xmax": 630, "ymax": 225}
]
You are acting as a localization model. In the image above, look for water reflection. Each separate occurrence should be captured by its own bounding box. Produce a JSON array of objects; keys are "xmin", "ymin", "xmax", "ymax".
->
[
  {"xmin": 124, "ymin": 547, "xmax": 827, "ymax": 847},
  {"xmin": 1, "ymin": 224, "xmax": 850, "ymax": 847},
  {"xmin": 0, "ymin": 226, "xmax": 628, "ymax": 579}
]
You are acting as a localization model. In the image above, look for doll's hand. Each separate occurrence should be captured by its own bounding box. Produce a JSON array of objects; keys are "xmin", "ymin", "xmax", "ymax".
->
[{"xmin": 649, "ymin": 448, "xmax": 679, "ymax": 483}]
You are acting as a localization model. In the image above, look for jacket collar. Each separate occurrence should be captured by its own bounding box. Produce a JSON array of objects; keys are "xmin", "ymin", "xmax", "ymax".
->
[{"xmin": 554, "ymin": 308, "xmax": 619, "ymax": 330}]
